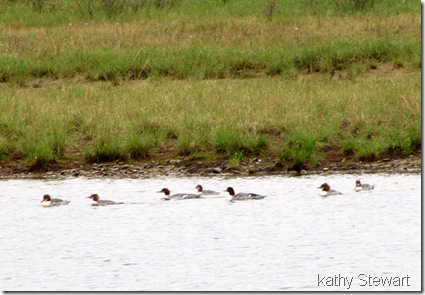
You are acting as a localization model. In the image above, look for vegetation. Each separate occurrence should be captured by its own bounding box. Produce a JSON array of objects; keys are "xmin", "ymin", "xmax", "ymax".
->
[
  {"xmin": 0, "ymin": 0, "xmax": 420, "ymax": 171},
  {"xmin": 0, "ymin": 73, "xmax": 420, "ymax": 170}
]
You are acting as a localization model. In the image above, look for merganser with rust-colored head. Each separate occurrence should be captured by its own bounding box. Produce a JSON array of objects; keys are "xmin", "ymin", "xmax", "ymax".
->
[
  {"xmin": 40, "ymin": 194, "xmax": 70, "ymax": 207},
  {"xmin": 355, "ymin": 180, "xmax": 374, "ymax": 191},
  {"xmin": 224, "ymin": 187, "xmax": 266, "ymax": 202},
  {"xmin": 195, "ymin": 185, "xmax": 219, "ymax": 196},
  {"xmin": 157, "ymin": 188, "xmax": 200, "ymax": 201},
  {"xmin": 87, "ymin": 194, "xmax": 123, "ymax": 206},
  {"xmin": 318, "ymin": 183, "xmax": 342, "ymax": 197}
]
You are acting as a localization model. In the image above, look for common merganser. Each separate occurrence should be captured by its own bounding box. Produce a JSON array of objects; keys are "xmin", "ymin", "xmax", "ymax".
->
[
  {"xmin": 87, "ymin": 194, "xmax": 123, "ymax": 206},
  {"xmin": 318, "ymin": 183, "xmax": 342, "ymax": 197},
  {"xmin": 224, "ymin": 187, "xmax": 266, "ymax": 202},
  {"xmin": 355, "ymin": 180, "xmax": 374, "ymax": 191},
  {"xmin": 157, "ymin": 188, "xmax": 200, "ymax": 201},
  {"xmin": 40, "ymin": 194, "xmax": 70, "ymax": 207},
  {"xmin": 195, "ymin": 184, "xmax": 219, "ymax": 196}
]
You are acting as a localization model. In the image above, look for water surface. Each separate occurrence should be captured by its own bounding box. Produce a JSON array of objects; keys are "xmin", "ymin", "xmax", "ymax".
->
[{"xmin": 0, "ymin": 173, "xmax": 420, "ymax": 291}]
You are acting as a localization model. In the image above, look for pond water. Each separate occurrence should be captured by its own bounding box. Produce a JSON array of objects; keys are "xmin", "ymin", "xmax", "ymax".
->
[{"xmin": 0, "ymin": 173, "xmax": 421, "ymax": 291}]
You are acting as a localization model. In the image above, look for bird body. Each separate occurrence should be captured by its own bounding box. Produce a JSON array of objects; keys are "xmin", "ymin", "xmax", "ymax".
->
[
  {"xmin": 318, "ymin": 183, "xmax": 342, "ymax": 197},
  {"xmin": 195, "ymin": 185, "xmax": 219, "ymax": 196},
  {"xmin": 157, "ymin": 188, "xmax": 200, "ymax": 200},
  {"xmin": 224, "ymin": 187, "xmax": 266, "ymax": 202},
  {"xmin": 41, "ymin": 194, "xmax": 70, "ymax": 207},
  {"xmin": 355, "ymin": 180, "xmax": 374, "ymax": 191},
  {"xmin": 87, "ymin": 194, "xmax": 123, "ymax": 206}
]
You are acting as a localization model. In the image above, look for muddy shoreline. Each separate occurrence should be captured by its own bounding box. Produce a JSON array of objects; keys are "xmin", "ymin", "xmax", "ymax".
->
[{"xmin": 0, "ymin": 152, "xmax": 421, "ymax": 179}]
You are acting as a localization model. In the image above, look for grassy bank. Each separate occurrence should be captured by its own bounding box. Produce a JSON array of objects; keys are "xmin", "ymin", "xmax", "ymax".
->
[
  {"xmin": 0, "ymin": 38, "xmax": 420, "ymax": 83},
  {"xmin": 0, "ymin": 0, "xmax": 421, "ymax": 171},
  {"xmin": 0, "ymin": 70, "xmax": 420, "ymax": 170},
  {"xmin": 0, "ymin": 1, "xmax": 420, "ymax": 83}
]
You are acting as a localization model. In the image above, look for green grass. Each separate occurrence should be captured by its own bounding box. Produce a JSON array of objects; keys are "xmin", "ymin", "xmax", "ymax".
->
[
  {"xmin": 125, "ymin": 133, "xmax": 157, "ymax": 160},
  {"xmin": 0, "ymin": 136, "xmax": 12, "ymax": 161},
  {"xmin": 84, "ymin": 134, "xmax": 124, "ymax": 163},
  {"xmin": 0, "ymin": 0, "xmax": 420, "ymax": 83},
  {"xmin": 20, "ymin": 132, "xmax": 58, "ymax": 169},
  {"xmin": 278, "ymin": 129, "xmax": 323, "ymax": 170},
  {"xmin": 0, "ymin": 0, "xmax": 418, "ymax": 26},
  {"xmin": 228, "ymin": 150, "xmax": 245, "ymax": 170},
  {"xmin": 0, "ymin": 39, "xmax": 420, "ymax": 83},
  {"xmin": 0, "ymin": 72, "xmax": 420, "ymax": 169},
  {"xmin": 213, "ymin": 127, "xmax": 268, "ymax": 157},
  {"xmin": 0, "ymin": 0, "xmax": 420, "ymax": 170}
]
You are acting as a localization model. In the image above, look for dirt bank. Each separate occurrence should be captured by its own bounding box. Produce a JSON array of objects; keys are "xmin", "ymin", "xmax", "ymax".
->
[{"xmin": 0, "ymin": 151, "xmax": 421, "ymax": 179}]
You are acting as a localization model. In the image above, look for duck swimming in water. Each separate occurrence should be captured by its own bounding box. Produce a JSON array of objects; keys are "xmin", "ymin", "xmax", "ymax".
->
[
  {"xmin": 87, "ymin": 194, "xmax": 123, "ymax": 206},
  {"xmin": 318, "ymin": 183, "xmax": 342, "ymax": 197},
  {"xmin": 157, "ymin": 188, "xmax": 200, "ymax": 201},
  {"xmin": 224, "ymin": 187, "xmax": 266, "ymax": 202},
  {"xmin": 354, "ymin": 180, "xmax": 374, "ymax": 191},
  {"xmin": 195, "ymin": 185, "xmax": 219, "ymax": 196},
  {"xmin": 40, "ymin": 194, "xmax": 70, "ymax": 207}
]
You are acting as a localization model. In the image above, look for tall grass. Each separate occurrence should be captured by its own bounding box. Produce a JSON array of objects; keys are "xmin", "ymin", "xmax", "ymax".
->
[
  {"xmin": 0, "ymin": 0, "xmax": 420, "ymax": 83},
  {"xmin": 0, "ymin": 72, "xmax": 420, "ymax": 168},
  {"xmin": 124, "ymin": 133, "xmax": 158, "ymax": 160},
  {"xmin": 213, "ymin": 127, "xmax": 268, "ymax": 156},
  {"xmin": 0, "ymin": 0, "xmax": 420, "ymax": 169},
  {"xmin": 0, "ymin": 0, "xmax": 418, "ymax": 25},
  {"xmin": 278, "ymin": 129, "xmax": 323, "ymax": 170},
  {"xmin": 0, "ymin": 136, "xmax": 12, "ymax": 161},
  {"xmin": 0, "ymin": 38, "xmax": 419, "ymax": 83}
]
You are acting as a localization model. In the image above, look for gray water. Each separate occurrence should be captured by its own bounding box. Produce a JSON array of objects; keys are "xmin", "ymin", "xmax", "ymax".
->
[{"xmin": 0, "ymin": 173, "xmax": 421, "ymax": 291}]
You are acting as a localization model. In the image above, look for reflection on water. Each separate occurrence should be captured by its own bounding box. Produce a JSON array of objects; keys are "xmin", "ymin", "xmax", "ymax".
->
[{"xmin": 0, "ymin": 173, "xmax": 421, "ymax": 291}]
